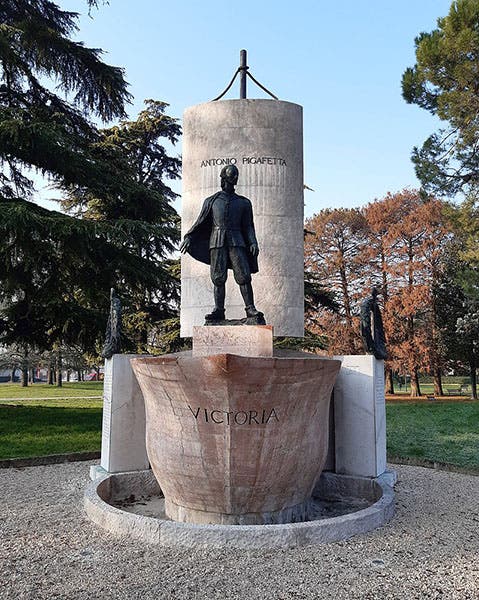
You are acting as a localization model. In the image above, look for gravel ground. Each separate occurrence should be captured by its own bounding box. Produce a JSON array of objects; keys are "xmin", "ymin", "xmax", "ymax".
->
[{"xmin": 1, "ymin": 461, "xmax": 478, "ymax": 600}]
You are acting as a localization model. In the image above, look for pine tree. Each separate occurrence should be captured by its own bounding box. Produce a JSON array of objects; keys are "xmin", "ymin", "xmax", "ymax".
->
[
  {"xmin": 0, "ymin": 1, "xmax": 180, "ymax": 365},
  {"xmin": 0, "ymin": 0, "xmax": 131, "ymax": 198},
  {"xmin": 402, "ymin": 0, "xmax": 479, "ymax": 195},
  {"xmin": 60, "ymin": 99, "xmax": 182, "ymax": 352},
  {"xmin": 438, "ymin": 196, "xmax": 479, "ymax": 398}
]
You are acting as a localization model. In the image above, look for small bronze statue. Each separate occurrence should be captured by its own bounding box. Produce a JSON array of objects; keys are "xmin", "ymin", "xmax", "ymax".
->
[
  {"xmin": 101, "ymin": 288, "xmax": 122, "ymax": 359},
  {"xmin": 360, "ymin": 287, "xmax": 387, "ymax": 360},
  {"xmin": 180, "ymin": 165, "xmax": 265, "ymax": 325}
]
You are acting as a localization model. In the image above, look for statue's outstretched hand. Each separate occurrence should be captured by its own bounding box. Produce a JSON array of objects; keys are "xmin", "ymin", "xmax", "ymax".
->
[
  {"xmin": 180, "ymin": 236, "xmax": 191, "ymax": 254},
  {"xmin": 250, "ymin": 243, "xmax": 259, "ymax": 257}
]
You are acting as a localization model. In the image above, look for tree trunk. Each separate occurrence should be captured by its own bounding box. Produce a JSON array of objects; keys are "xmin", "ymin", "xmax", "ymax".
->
[
  {"xmin": 339, "ymin": 260, "xmax": 355, "ymax": 354},
  {"xmin": 30, "ymin": 368, "xmax": 35, "ymax": 384},
  {"xmin": 10, "ymin": 365, "xmax": 16, "ymax": 382},
  {"xmin": 56, "ymin": 350, "xmax": 62, "ymax": 387},
  {"xmin": 66, "ymin": 369, "xmax": 71, "ymax": 382},
  {"xmin": 406, "ymin": 240, "xmax": 421, "ymax": 398},
  {"xmin": 385, "ymin": 367, "xmax": 395, "ymax": 394},
  {"xmin": 48, "ymin": 364, "xmax": 54, "ymax": 385},
  {"xmin": 21, "ymin": 351, "xmax": 28, "ymax": 387},
  {"xmin": 410, "ymin": 368, "xmax": 422, "ymax": 397},
  {"xmin": 77, "ymin": 369, "xmax": 81, "ymax": 382},
  {"xmin": 433, "ymin": 368, "xmax": 444, "ymax": 396},
  {"xmin": 470, "ymin": 357, "xmax": 478, "ymax": 400}
]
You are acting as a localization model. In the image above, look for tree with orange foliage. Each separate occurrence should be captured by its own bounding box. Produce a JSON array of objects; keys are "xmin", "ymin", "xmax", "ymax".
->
[
  {"xmin": 306, "ymin": 191, "xmax": 453, "ymax": 398},
  {"xmin": 361, "ymin": 194, "xmax": 406, "ymax": 393},
  {"xmin": 363, "ymin": 190, "xmax": 452, "ymax": 397},
  {"xmin": 304, "ymin": 208, "xmax": 368, "ymax": 355}
]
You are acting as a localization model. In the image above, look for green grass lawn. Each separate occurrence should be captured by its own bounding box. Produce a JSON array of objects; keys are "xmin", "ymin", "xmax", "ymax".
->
[
  {"xmin": 0, "ymin": 404, "xmax": 102, "ymax": 459},
  {"xmin": 0, "ymin": 383, "xmax": 103, "ymax": 460},
  {"xmin": 386, "ymin": 400, "xmax": 479, "ymax": 470},
  {"xmin": 0, "ymin": 381, "xmax": 102, "ymax": 399},
  {"xmin": 1, "ymin": 381, "xmax": 478, "ymax": 470}
]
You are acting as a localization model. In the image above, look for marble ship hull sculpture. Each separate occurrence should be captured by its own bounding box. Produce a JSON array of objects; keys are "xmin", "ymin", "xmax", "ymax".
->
[{"xmin": 131, "ymin": 352, "xmax": 341, "ymax": 525}]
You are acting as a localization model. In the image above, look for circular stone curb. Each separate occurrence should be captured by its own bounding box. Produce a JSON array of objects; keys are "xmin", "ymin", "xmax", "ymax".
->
[{"xmin": 84, "ymin": 470, "xmax": 395, "ymax": 549}]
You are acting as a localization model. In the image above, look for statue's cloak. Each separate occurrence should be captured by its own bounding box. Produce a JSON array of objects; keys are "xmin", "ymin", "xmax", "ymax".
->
[
  {"xmin": 183, "ymin": 192, "xmax": 259, "ymax": 273},
  {"xmin": 360, "ymin": 296, "xmax": 387, "ymax": 360}
]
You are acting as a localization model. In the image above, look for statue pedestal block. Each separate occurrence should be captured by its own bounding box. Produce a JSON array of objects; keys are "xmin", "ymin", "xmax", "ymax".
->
[
  {"xmin": 332, "ymin": 355, "xmax": 386, "ymax": 478},
  {"xmin": 192, "ymin": 325, "xmax": 273, "ymax": 357},
  {"xmin": 100, "ymin": 354, "xmax": 149, "ymax": 474}
]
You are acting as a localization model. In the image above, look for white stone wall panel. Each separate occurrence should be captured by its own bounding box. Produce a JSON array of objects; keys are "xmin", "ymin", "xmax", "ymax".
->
[
  {"xmin": 332, "ymin": 355, "xmax": 387, "ymax": 478},
  {"xmin": 100, "ymin": 354, "xmax": 149, "ymax": 473}
]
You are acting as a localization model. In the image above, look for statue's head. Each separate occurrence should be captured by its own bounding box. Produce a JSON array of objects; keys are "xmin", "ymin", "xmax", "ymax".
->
[{"xmin": 220, "ymin": 164, "xmax": 239, "ymax": 187}]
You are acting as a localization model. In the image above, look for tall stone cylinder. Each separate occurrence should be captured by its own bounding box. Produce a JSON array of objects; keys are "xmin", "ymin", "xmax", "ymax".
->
[{"xmin": 181, "ymin": 99, "xmax": 304, "ymax": 337}]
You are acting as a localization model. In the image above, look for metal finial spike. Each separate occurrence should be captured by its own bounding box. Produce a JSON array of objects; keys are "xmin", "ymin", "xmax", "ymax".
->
[
  {"xmin": 211, "ymin": 50, "xmax": 278, "ymax": 102},
  {"xmin": 240, "ymin": 49, "xmax": 248, "ymax": 99}
]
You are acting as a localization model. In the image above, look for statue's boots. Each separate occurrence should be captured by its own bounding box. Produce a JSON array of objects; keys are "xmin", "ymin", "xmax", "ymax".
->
[
  {"xmin": 205, "ymin": 307, "xmax": 225, "ymax": 321},
  {"xmin": 245, "ymin": 304, "xmax": 262, "ymax": 318}
]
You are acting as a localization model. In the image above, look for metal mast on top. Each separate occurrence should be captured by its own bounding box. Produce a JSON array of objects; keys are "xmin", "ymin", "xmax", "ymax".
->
[
  {"xmin": 240, "ymin": 49, "xmax": 247, "ymax": 99},
  {"xmin": 211, "ymin": 50, "xmax": 278, "ymax": 102}
]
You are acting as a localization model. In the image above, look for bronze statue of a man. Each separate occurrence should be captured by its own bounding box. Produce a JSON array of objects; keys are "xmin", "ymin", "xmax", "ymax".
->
[
  {"xmin": 360, "ymin": 287, "xmax": 387, "ymax": 360},
  {"xmin": 180, "ymin": 165, "xmax": 264, "ymax": 324},
  {"xmin": 101, "ymin": 288, "xmax": 122, "ymax": 359}
]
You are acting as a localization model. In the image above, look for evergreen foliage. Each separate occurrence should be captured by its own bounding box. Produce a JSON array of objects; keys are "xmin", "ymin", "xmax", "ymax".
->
[
  {"xmin": 0, "ymin": 0, "xmax": 131, "ymax": 197},
  {"xmin": 436, "ymin": 197, "xmax": 479, "ymax": 398},
  {"xmin": 60, "ymin": 99, "xmax": 182, "ymax": 352},
  {"xmin": 402, "ymin": 0, "xmax": 479, "ymax": 195},
  {"xmin": 0, "ymin": 1, "xmax": 181, "ymax": 363}
]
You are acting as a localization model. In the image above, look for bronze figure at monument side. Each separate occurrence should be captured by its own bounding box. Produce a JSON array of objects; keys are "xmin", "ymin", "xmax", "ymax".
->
[
  {"xmin": 101, "ymin": 288, "xmax": 122, "ymax": 359},
  {"xmin": 360, "ymin": 287, "xmax": 387, "ymax": 360},
  {"xmin": 180, "ymin": 164, "xmax": 265, "ymax": 325}
]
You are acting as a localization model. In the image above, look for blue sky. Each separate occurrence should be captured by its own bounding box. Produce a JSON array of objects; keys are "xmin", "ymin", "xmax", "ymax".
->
[{"xmin": 46, "ymin": 0, "xmax": 454, "ymax": 217}]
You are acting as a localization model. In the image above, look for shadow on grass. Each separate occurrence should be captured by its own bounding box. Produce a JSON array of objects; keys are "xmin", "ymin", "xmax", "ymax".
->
[{"xmin": 0, "ymin": 404, "xmax": 102, "ymax": 460}]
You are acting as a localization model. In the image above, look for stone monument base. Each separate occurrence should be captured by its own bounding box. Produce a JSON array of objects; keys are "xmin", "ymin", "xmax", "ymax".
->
[
  {"xmin": 164, "ymin": 496, "xmax": 311, "ymax": 525},
  {"xmin": 100, "ymin": 354, "xmax": 149, "ymax": 474},
  {"xmin": 192, "ymin": 324, "xmax": 273, "ymax": 357},
  {"xmin": 131, "ymin": 340, "xmax": 341, "ymax": 526},
  {"xmin": 204, "ymin": 313, "xmax": 266, "ymax": 327},
  {"xmin": 333, "ymin": 355, "xmax": 386, "ymax": 478},
  {"xmin": 84, "ymin": 468, "xmax": 396, "ymax": 548}
]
